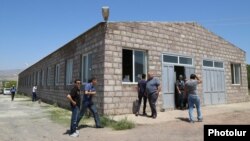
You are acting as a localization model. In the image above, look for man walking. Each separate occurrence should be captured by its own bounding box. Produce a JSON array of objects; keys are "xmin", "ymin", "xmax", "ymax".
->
[
  {"xmin": 77, "ymin": 77, "xmax": 103, "ymax": 128},
  {"xmin": 135, "ymin": 74, "xmax": 147, "ymax": 116},
  {"xmin": 32, "ymin": 85, "xmax": 37, "ymax": 102},
  {"xmin": 66, "ymin": 79, "xmax": 81, "ymax": 137},
  {"xmin": 146, "ymin": 72, "xmax": 161, "ymax": 119},
  {"xmin": 185, "ymin": 74, "xmax": 202, "ymax": 123},
  {"xmin": 10, "ymin": 85, "xmax": 16, "ymax": 101}
]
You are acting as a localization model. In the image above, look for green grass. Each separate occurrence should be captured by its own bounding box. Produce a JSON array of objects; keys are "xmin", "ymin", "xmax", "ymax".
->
[
  {"xmin": 14, "ymin": 94, "xmax": 136, "ymax": 130},
  {"xmin": 100, "ymin": 116, "xmax": 135, "ymax": 130}
]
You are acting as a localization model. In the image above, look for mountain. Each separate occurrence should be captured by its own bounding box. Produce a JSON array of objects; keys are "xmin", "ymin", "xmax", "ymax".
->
[{"xmin": 0, "ymin": 69, "xmax": 23, "ymax": 81}]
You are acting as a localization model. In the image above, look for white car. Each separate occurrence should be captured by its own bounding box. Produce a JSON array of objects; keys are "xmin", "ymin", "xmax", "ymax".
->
[{"xmin": 3, "ymin": 88, "xmax": 11, "ymax": 95}]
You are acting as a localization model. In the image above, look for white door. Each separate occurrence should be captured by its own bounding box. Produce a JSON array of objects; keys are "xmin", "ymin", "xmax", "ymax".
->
[
  {"xmin": 202, "ymin": 68, "xmax": 226, "ymax": 105},
  {"xmin": 162, "ymin": 65, "xmax": 175, "ymax": 109}
]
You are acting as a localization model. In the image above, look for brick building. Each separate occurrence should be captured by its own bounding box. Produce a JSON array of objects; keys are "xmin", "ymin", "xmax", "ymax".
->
[{"xmin": 18, "ymin": 22, "xmax": 249, "ymax": 115}]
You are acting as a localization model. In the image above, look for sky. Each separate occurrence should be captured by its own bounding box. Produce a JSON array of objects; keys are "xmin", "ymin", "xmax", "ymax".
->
[{"xmin": 0, "ymin": 0, "xmax": 250, "ymax": 70}]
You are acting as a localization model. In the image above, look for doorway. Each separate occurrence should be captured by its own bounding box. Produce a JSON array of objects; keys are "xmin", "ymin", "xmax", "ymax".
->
[{"xmin": 174, "ymin": 66, "xmax": 185, "ymax": 108}]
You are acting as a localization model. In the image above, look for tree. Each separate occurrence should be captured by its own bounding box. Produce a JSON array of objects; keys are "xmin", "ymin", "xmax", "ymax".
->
[{"xmin": 3, "ymin": 81, "xmax": 17, "ymax": 88}]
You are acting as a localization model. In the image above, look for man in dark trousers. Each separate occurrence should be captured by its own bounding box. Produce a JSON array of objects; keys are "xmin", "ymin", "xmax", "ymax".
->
[
  {"xmin": 135, "ymin": 74, "xmax": 147, "ymax": 116},
  {"xmin": 67, "ymin": 79, "xmax": 81, "ymax": 137},
  {"xmin": 176, "ymin": 75, "xmax": 185, "ymax": 110},
  {"xmin": 146, "ymin": 71, "xmax": 161, "ymax": 119},
  {"xmin": 10, "ymin": 85, "xmax": 16, "ymax": 101},
  {"xmin": 77, "ymin": 77, "xmax": 103, "ymax": 128}
]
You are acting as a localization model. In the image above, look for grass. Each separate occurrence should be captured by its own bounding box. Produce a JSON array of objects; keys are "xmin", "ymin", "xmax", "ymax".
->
[
  {"xmin": 100, "ymin": 116, "xmax": 135, "ymax": 130},
  {"xmin": 13, "ymin": 93, "xmax": 136, "ymax": 130}
]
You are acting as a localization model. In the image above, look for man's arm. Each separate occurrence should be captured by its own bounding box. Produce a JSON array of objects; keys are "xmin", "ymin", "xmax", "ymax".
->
[
  {"xmin": 196, "ymin": 75, "xmax": 202, "ymax": 84},
  {"xmin": 156, "ymin": 84, "xmax": 161, "ymax": 95},
  {"xmin": 85, "ymin": 91, "xmax": 96, "ymax": 95},
  {"xmin": 67, "ymin": 94, "xmax": 76, "ymax": 106}
]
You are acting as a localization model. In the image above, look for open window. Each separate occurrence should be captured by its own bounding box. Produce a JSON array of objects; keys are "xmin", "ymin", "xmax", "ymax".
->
[{"xmin": 122, "ymin": 49, "xmax": 147, "ymax": 83}]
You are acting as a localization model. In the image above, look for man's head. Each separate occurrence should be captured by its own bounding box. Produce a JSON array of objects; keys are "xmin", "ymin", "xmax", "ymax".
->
[
  {"xmin": 179, "ymin": 75, "xmax": 183, "ymax": 80},
  {"xmin": 147, "ymin": 71, "xmax": 154, "ymax": 79},
  {"xmin": 90, "ymin": 77, "xmax": 97, "ymax": 86},
  {"xmin": 190, "ymin": 74, "xmax": 196, "ymax": 79},
  {"xmin": 141, "ymin": 74, "xmax": 146, "ymax": 79},
  {"xmin": 74, "ymin": 79, "xmax": 81, "ymax": 89}
]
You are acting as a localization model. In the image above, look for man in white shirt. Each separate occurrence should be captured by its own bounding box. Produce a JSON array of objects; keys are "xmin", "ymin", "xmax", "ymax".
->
[{"xmin": 32, "ymin": 85, "xmax": 37, "ymax": 102}]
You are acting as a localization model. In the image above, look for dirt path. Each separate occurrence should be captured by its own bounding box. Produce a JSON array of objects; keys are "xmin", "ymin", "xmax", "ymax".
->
[{"xmin": 0, "ymin": 94, "xmax": 250, "ymax": 141}]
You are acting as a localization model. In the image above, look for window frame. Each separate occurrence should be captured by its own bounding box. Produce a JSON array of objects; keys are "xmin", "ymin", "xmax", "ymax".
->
[
  {"xmin": 231, "ymin": 63, "xmax": 241, "ymax": 85},
  {"xmin": 162, "ymin": 54, "xmax": 193, "ymax": 66},
  {"xmin": 66, "ymin": 59, "xmax": 73, "ymax": 85},
  {"xmin": 122, "ymin": 49, "xmax": 147, "ymax": 84},
  {"xmin": 203, "ymin": 59, "xmax": 224, "ymax": 69},
  {"xmin": 81, "ymin": 53, "xmax": 93, "ymax": 84},
  {"xmin": 55, "ymin": 64, "xmax": 60, "ymax": 86}
]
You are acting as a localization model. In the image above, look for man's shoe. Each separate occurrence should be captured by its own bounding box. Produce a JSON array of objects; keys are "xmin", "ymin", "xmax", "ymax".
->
[
  {"xmin": 152, "ymin": 115, "xmax": 157, "ymax": 119},
  {"xmin": 76, "ymin": 130, "xmax": 79, "ymax": 134},
  {"xmin": 96, "ymin": 125, "xmax": 104, "ymax": 128},
  {"xmin": 142, "ymin": 112, "xmax": 147, "ymax": 116},
  {"xmin": 135, "ymin": 112, "xmax": 139, "ymax": 116},
  {"xmin": 69, "ymin": 132, "xmax": 79, "ymax": 137},
  {"xmin": 198, "ymin": 119, "xmax": 203, "ymax": 122},
  {"xmin": 189, "ymin": 120, "xmax": 194, "ymax": 123}
]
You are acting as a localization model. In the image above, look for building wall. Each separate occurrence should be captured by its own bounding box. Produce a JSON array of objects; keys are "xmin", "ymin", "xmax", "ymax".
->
[
  {"xmin": 18, "ymin": 23, "xmax": 106, "ymax": 112},
  {"xmin": 103, "ymin": 22, "xmax": 249, "ymax": 115},
  {"xmin": 18, "ymin": 22, "xmax": 249, "ymax": 115}
]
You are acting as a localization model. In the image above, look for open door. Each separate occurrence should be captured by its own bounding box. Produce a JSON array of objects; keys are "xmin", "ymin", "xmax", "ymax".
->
[
  {"xmin": 162, "ymin": 65, "xmax": 175, "ymax": 109},
  {"xmin": 185, "ymin": 67, "xmax": 195, "ymax": 80}
]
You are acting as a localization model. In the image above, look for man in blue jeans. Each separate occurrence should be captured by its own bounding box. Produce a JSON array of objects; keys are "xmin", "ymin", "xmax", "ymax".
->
[
  {"xmin": 67, "ymin": 79, "xmax": 81, "ymax": 137},
  {"xmin": 77, "ymin": 77, "xmax": 103, "ymax": 128},
  {"xmin": 185, "ymin": 74, "xmax": 203, "ymax": 123}
]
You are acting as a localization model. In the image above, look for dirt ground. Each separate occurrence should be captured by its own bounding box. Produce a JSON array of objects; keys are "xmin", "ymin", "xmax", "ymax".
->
[{"xmin": 0, "ymin": 94, "xmax": 250, "ymax": 141}]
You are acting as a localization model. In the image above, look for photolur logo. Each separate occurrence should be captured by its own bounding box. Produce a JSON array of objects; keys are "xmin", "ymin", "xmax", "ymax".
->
[
  {"xmin": 208, "ymin": 129, "xmax": 247, "ymax": 136},
  {"xmin": 204, "ymin": 125, "xmax": 250, "ymax": 141}
]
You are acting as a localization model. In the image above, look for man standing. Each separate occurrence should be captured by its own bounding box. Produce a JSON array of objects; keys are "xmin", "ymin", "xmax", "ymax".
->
[
  {"xmin": 10, "ymin": 85, "xmax": 16, "ymax": 101},
  {"xmin": 32, "ymin": 85, "xmax": 37, "ymax": 102},
  {"xmin": 185, "ymin": 74, "xmax": 202, "ymax": 123},
  {"xmin": 135, "ymin": 74, "xmax": 147, "ymax": 116},
  {"xmin": 67, "ymin": 79, "xmax": 81, "ymax": 137},
  {"xmin": 146, "ymin": 72, "xmax": 161, "ymax": 119},
  {"xmin": 77, "ymin": 77, "xmax": 103, "ymax": 128},
  {"xmin": 176, "ymin": 75, "xmax": 185, "ymax": 110}
]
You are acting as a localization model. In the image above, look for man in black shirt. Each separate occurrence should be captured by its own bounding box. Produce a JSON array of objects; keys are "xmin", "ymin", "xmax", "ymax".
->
[{"xmin": 67, "ymin": 79, "xmax": 81, "ymax": 137}]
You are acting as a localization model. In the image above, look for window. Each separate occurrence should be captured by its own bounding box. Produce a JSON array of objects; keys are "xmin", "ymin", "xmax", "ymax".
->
[
  {"xmin": 41, "ymin": 70, "xmax": 45, "ymax": 86},
  {"xmin": 179, "ymin": 57, "xmax": 192, "ymax": 65},
  {"xmin": 122, "ymin": 49, "xmax": 147, "ymax": 83},
  {"xmin": 66, "ymin": 59, "xmax": 73, "ymax": 85},
  {"xmin": 214, "ymin": 61, "xmax": 223, "ymax": 68},
  {"xmin": 55, "ymin": 64, "xmax": 60, "ymax": 85},
  {"xmin": 81, "ymin": 54, "xmax": 92, "ymax": 83},
  {"xmin": 203, "ymin": 60, "xmax": 224, "ymax": 68},
  {"xmin": 163, "ymin": 55, "xmax": 178, "ymax": 63},
  {"xmin": 47, "ymin": 67, "xmax": 51, "ymax": 86},
  {"xmin": 203, "ymin": 60, "xmax": 213, "ymax": 67},
  {"xmin": 163, "ymin": 55, "xmax": 193, "ymax": 65},
  {"xmin": 231, "ymin": 64, "xmax": 241, "ymax": 84},
  {"xmin": 37, "ymin": 71, "xmax": 40, "ymax": 86}
]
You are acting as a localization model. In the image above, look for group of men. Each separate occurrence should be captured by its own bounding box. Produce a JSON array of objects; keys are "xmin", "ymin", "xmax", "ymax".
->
[
  {"xmin": 136, "ymin": 72, "xmax": 203, "ymax": 123},
  {"xmin": 67, "ymin": 72, "xmax": 203, "ymax": 137},
  {"xmin": 66, "ymin": 77, "xmax": 102, "ymax": 137}
]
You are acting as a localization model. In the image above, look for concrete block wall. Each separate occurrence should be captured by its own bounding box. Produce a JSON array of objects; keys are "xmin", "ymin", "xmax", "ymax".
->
[
  {"xmin": 103, "ymin": 22, "xmax": 249, "ymax": 115},
  {"xmin": 18, "ymin": 21, "xmax": 249, "ymax": 115},
  {"xmin": 18, "ymin": 23, "xmax": 106, "ymax": 113}
]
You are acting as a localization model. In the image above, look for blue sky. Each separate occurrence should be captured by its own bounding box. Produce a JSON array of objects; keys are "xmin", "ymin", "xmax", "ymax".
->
[{"xmin": 0, "ymin": 0, "xmax": 249, "ymax": 70}]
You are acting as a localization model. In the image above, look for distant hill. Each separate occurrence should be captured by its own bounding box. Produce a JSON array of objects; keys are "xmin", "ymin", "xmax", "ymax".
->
[{"xmin": 0, "ymin": 69, "xmax": 23, "ymax": 81}]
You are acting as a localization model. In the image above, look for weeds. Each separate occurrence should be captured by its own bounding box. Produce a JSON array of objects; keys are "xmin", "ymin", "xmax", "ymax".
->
[{"xmin": 100, "ymin": 116, "xmax": 135, "ymax": 130}]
